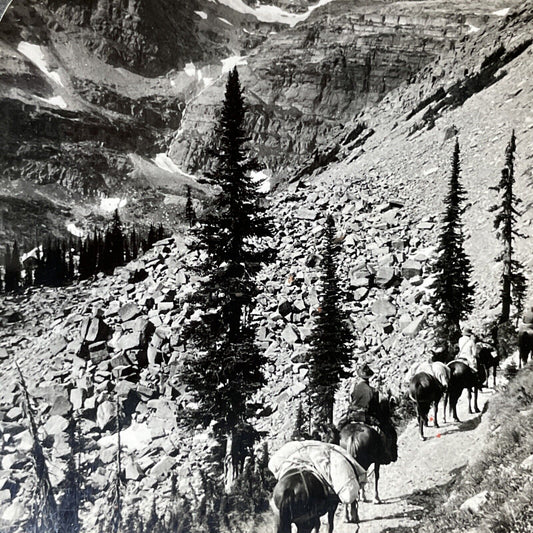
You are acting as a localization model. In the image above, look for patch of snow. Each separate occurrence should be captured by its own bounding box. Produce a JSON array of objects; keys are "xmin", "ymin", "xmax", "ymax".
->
[
  {"xmin": 195, "ymin": 10, "xmax": 208, "ymax": 19},
  {"xmin": 467, "ymin": 23, "xmax": 480, "ymax": 33},
  {"xmin": 218, "ymin": 17, "xmax": 233, "ymax": 25},
  {"xmin": 67, "ymin": 223, "xmax": 84, "ymax": 238},
  {"xmin": 184, "ymin": 62, "xmax": 198, "ymax": 77},
  {"xmin": 493, "ymin": 7, "xmax": 510, "ymax": 16},
  {"xmin": 153, "ymin": 153, "xmax": 197, "ymax": 179},
  {"xmin": 98, "ymin": 422, "xmax": 152, "ymax": 452},
  {"xmin": 37, "ymin": 95, "xmax": 68, "ymax": 109},
  {"xmin": 251, "ymin": 170, "xmax": 271, "ymax": 194},
  {"xmin": 17, "ymin": 42, "xmax": 64, "ymax": 87},
  {"xmin": 221, "ymin": 55, "xmax": 248, "ymax": 74},
  {"xmin": 100, "ymin": 197, "xmax": 127, "ymax": 213},
  {"xmin": 217, "ymin": 0, "xmax": 338, "ymax": 27},
  {"xmin": 21, "ymin": 246, "xmax": 41, "ymax": 264}
]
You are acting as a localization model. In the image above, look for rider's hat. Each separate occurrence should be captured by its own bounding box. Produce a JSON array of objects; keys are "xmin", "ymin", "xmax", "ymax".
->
[{"xmin": 357, "ymin": 363, "xmax": 374, "ymax": 379}]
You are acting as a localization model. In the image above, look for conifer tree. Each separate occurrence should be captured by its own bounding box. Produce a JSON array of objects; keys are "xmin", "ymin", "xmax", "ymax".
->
[
  {"xmin": 3, "ymin": 244, "xmax": 11, "ymax": 291},
  {"xmin": 185, "ymin": 185, "xmax": 196, "ymax": 227},
  {"xmin": 431, "ymin": 140, "xmax": 475, "ymax": 356},
  {"xmin": 305, "ymin": 214, "xmax": 352, "ymax": 425},
  {"xmin": 5, "ymin": 241, "xmax": 21, "ymax": 292},
  {"xmin": 130, "ymin": 228, "xmax": 138, "ymax": 259},
  {"xmin": 489, "ymin": 131, "xmax": 527, "ymax": 323},
  {"xmin": 179, "ymin": 67, "xmax": 273, "ymax": 491}
]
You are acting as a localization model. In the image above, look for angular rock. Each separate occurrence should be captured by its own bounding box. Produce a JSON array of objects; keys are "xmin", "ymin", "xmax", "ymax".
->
[
  {"xmin": 44, "ymin": 415, "xmax": 70, "ymax": 436},
  {"xmin": 295, "ymin": 208, "xmax": 318, "ymax": 221},
  {"xmin": 375, "ymin": 267, "xmax": 396, "ymax": 287},
  {"xmin": 84, "ymin": 318, "xmax": 110, "ymax": 343},
  {"xmin": 371, "ymin": 299, "xmax": 397, "ymax": 317},
  {"xmin": 119, "ymin": 302, "xmax": 141, "ymax": 322},
  {"xmin": 50, "ymin": 396, "xmax": 73, "ymax": 417},
  {"xmin": 460, "ymin": 491, "xmax": 490, "ymax": 514},
  {"xmin": 402, "ymin": 260, "xmax": 422, "ymax": 279},
  {"xmin": 281, "ymin": 324, "xmax": 300, "ymax": 345},
  {"xmin": 151, "ymin": 456, "xmax": 176, "ymax": 479},
  {"xmin": 97, "ymin": 401, "xmax": 116, "ymax": 431},
  {"xmin": 117, "ymin": 332, "xmax": 143, "ymax": 351},
  {"xmin": 49, "ymin": 335, "xmax": 68, "ymax": 356},
  {"xmin": 402, "ymin": 315, "xmax": 425, "ymax": 337}
]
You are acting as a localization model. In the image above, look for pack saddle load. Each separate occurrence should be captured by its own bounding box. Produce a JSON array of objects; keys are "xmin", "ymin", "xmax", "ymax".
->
[{"xmin": 268, "ymin": 440, "xmax": 366, "ymax": 504}]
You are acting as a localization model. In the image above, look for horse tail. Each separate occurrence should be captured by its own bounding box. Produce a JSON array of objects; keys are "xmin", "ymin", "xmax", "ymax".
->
[{"xmin": 277, "ymin": 488, "xmax": 294, "ymax": 533}]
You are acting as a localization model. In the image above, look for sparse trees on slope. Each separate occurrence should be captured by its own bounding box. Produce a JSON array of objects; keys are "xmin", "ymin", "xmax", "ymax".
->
[
  {"xmin": 489, "ymin": 131, "xmax": 527, "ymax": 323},
  {"xmin": 179, "ymin": 67, "xmax": 273, "ymax": 491},
  {"xmin": 430, "ymin": 139, "xmax": 475, "ymax": 356},
  {"xmin": 305, "ymin": 214, "xmax": 352, "ymax": 425}
]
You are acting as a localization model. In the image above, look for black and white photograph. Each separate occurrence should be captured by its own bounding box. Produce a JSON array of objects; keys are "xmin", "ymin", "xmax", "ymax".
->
[{"xmin": 0, "ymin": 1, "xmax": 532, "ymax": 531}]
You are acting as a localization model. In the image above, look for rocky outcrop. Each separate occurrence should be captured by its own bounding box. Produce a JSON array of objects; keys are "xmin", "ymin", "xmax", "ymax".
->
[{"xmin": 170, "ymin": 1, "xmax": 518, "ymax": 176}]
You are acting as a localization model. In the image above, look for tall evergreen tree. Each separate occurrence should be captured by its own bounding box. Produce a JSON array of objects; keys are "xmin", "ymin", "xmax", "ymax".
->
[
  {"xmin": 5, "ymin": 241, "xmax": 22, "ymax": 292},
  {"xmin": 179, "ymin": 67, "xmax": 273, "ymax": 491},
  {"xmin": 185, "ymin": 185, "xmax": 196, "ymax": 227},
  {"xmin": 430, "ymin": 140, "xmax": 475, "ymax": 356},
  {"xmin": 489, "ymin": 131, "xmax": 527, "ymax": 322},
  {"xmin": 305, "ymin": 214, "xmax": 352, "ymax": 425}
]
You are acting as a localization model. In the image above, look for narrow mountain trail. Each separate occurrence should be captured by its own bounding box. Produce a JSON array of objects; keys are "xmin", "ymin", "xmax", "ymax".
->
[{"xmin": 333, "ymin": 387, "xmax": 495, "ymax": 533}]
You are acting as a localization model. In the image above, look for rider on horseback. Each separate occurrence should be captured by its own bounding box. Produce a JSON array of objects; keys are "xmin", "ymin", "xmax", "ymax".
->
[
  {"xmin": 457, "ymin": 326, "xmax": 478, "ymax": 370},
  {"xmin": 348, "ymin": 363, "xmax": 381, "ymax": 427},
  {"xmin": 345, "ymin": 363, "xmax": 396, "ymax": 463}
]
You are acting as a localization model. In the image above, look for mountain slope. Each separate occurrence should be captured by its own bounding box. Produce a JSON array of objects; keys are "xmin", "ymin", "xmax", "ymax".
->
[{"xmin": 1, "ymin": 2, "xmax": 533, "ymax": 531}]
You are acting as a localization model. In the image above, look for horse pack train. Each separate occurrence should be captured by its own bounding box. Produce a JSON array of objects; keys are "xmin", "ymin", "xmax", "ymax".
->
[{"xmin": 268, "ymin": 330, "xmax": 527, "ymax": 533}]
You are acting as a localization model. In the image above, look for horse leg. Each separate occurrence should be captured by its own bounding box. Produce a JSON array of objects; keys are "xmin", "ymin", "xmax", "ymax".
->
[
  {"xmin": 418, "ymin": 413, "xmax": 426, "ymax": 441},
  {"xmin": 373, "ymin": 463, "xmax": 381, "ymax": 504},
  {"xmin": 493, "ymin": 365, "xmax": 497, "ymax": 388},
  {"xmin": 474, "ymin": 387, "xmax": 480, "ymax": 413},
  {"xmin": 433, "ymin": 399, "xmax": 440, "ymax": 428},
  {"xmin": 345, "ymin": 501, "xmax": 359, "ymax": 523},
  {"xmin": 443, "ymin": 392, "xmax": 448, "ymax": 423},
  {"xmin": 327, "ymin": 501, "xmax": 338, "ymax": 533},
  {"xmin": 467, "ymin": 387, "xmax": 473, "ymax": 414},
  {"xmin": 360, "ymin": 482, "xmax": 368, "ymax": 502}
]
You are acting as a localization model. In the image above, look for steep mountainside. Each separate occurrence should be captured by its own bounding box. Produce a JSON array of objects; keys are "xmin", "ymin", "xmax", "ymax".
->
[
  {"xmin": 1, "ymin": 4, "xmax": 533, "ymax": 531},
  {"xmin": 170, "ymin": 0, "xmax": 517, "ymax": 175},
  {"xmin": 0, "ymin": 0, "xmax": 517, "ymax": 253}
]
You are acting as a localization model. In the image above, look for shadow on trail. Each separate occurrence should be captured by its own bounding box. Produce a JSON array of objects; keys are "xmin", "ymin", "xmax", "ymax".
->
[
  {"xmin": 378, "ymin": 466, "xmax": 466, "ymax": 532},
  {"xmin": 438, "ymin": 412, "xmax": 484, "ymax": 436}
]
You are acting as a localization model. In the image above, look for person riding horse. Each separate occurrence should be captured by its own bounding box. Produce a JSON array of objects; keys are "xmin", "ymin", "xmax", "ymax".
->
[
  {"xmin": 346, "ymin": 364, "xmax": 390, "ymax": 453},
  {"xmin": 457, "ymin": 327, "xmax": 478, "ymax": 369}
]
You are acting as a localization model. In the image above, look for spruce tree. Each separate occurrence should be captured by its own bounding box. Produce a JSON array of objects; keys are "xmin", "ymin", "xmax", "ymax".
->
[
  {"xmin": 5, "ymin": 241, "xmax": 22, "ymax": 292},
  {"xmin": 489, "ymin": 131, "xmax": 527, "ymax": 322},
  {"xmin": 305, "ymin": 214, "xmax": 352, "ymax": 425},
  {"xmin": 430, "ymin": 139, "xmax": 475, "ymax": 356},
  {"xmin": 185, "ymin": 185, "xmax": 196, "ymax": 227},
  {"xmin": 179, "ymin": 67, "xmax": 272, "ymax": 491}
]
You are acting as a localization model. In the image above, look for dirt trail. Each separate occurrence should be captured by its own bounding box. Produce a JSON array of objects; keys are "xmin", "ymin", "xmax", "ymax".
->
[{"xmin": 333, "ymin": 387, "xmax": 495, "ymax": 533}]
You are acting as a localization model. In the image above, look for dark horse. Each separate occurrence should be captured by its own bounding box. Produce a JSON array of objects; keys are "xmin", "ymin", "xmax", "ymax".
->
[
  {"xmin": 477, "ymin": 344, "xmax": 499, "ymax": 387},
  {"xmin": 445, "ymin": 361, "xmax": 486, "ymax": 422},
  {"xmin": 338, "ymin": 398, "xmax": 398, "ymax": 517},
  {"xmin": 518, "ymin": 329, "xmax": 533, "ymax": 368},
  {"xmin": 272, "ymin": 470, "xmax": 340, "ymax": 533},
  {"xmin": 409, "ymin": 372, "xmax": 444, "ymax": 441}
]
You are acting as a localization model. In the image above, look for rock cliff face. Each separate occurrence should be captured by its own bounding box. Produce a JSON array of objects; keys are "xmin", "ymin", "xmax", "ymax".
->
[
  {"xmin": 169, "ymin": 0, "xmax": 517, "ymax": 176},
  {"xmin": 0, "ymin": 0, "xmax": 522, "ymax": 247}
]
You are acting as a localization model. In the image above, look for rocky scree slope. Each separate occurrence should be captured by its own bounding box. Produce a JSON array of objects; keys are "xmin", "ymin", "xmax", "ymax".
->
[
  {"xmin": 312, "ymin": 0, "xmax": 533, "ymax": 312},
  {"xmin": 0, "ymin": 173, "xmax": 446, "ymax": 529}
]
